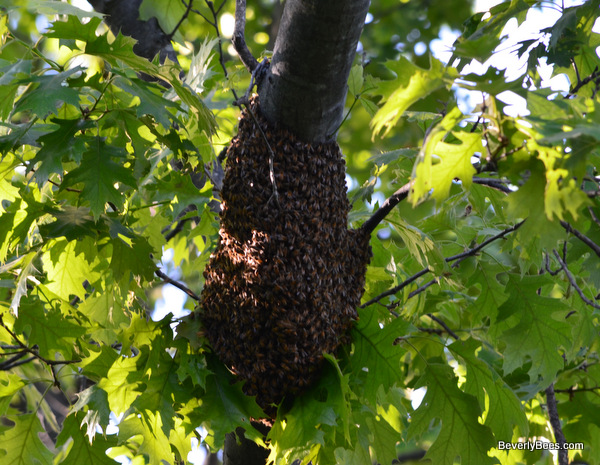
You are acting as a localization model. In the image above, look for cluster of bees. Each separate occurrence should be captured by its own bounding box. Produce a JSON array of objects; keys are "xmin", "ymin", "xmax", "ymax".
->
[{"xmin": 200, "ymin": 97, "xmax": 372, "ymax": 413}]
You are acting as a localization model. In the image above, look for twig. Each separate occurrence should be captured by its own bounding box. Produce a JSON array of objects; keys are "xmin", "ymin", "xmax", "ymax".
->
[
  {"xmin": 553, "ymin": 249, "xmax": 600, "ymax": 310},
  {"xmin": 545, "ymin": 383, "xmax": 569, "ymax": 465},
  {"xmin": 360, "ymin": 268, "xmax": 428, "ymax": 308},
  {"xmin": 560, "ymin": 220, "xmax": 600, "ymax": 259},
  {"xmin": 155, "ymin": 269, "xmax": 201, "ymax": 301},
  {"xmin": 472, "ymin": 177, "xmax": 512, "ymax": 194},
  {"xmin": 426, "ymin": 313, "xmax": 459, "ymax": 340},
  {"xmin": 361, "ymin": 221, "xmax": 525, "ymax": 309},
  {"xmin": 162, "ymin": 204, "xmax": 199, "ymax": 242},
  {"xmin": 554, "ymin": 385, "xmax": 600, "ymax": 395},
  {"xmin": 0, "ymin": 315, "xmax": 80, "ymax": 386},
  {"xmin": 0, "ymin": 350, "xmax": 29, "ymax": 370},
  {"xmin": 200, "ymin": 0, "xmax": 240, "ymax": 101},
  {"xmin": 233, "ymin": 0, "xmax": 258, "ymax": 72},
  {"xmin": 361, "ymin": 176, "xmax": 512, "ymax": 236},
  {"xmin": 361, "ymin": 182, "xmax": 412, "ymax": 236},
  {"xmin": 169, "ymin": 0, "xmax": 194, "ymax": 39},
  {"xmin": 566, "ymin": 62, "xmax": 600, "ymax": 98}
]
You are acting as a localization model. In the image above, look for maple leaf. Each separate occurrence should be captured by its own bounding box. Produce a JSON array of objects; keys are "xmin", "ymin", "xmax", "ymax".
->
[
  {"xmin": 42, "ymin": 239, "xmax": 93, "ymax": 301},
  {"xmin": 14, "ymin": 67, "xmax": 82, "ymax": 118},
  {"xmin": 449, "ymin": 338, "xmax": 529, "ymax": 440},
  {"xmin": 61, "ymin": 139, "xmax": 136, "ymax": 217},
  {"xmin": 497, "ymin": 274, "xmax": 573, "ymax": 383},
  {"xmin": 55, "ymin": 412, "xmax": 118, "ymax": 465},
  {"xmin": 372, "ymin": 56, "xmax": 446, "ymax": 137},
  {"xmin": 408, "ymin": 361, "xmax": 496, "ymax": 465},
  {"xmin": 14, "ymin": 303, "xmax": 86, "ymax": 359},
  {"xmin": 0, "ymin": 414, "xmax": 54, "ymax": 465}
]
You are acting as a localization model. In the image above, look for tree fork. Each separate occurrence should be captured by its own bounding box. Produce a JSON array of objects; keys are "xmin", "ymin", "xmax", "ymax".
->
[{"xmin": 258, "ymin": 0, "xmax": 371, "ymax": 142}]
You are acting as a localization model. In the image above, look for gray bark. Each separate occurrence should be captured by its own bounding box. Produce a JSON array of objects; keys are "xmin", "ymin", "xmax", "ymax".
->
[{"xmin": 258, "ymin": 0, "xmax": 370, "ymax": 143}]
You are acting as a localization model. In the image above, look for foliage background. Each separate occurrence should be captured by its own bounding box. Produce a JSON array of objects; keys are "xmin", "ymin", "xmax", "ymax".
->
[{"xmin": 1, "ymin": 0, "xmax": 600, "ymax": 464}]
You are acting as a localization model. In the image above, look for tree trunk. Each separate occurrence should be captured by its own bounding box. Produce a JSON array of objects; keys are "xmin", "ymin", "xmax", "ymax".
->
[
  {"xmin": 258, "ymin": 0, "xmax": 370, "ymax": 142},
  {"xmin": 216, "ymin": 2, "xmax": 371, "ymax": 463}
]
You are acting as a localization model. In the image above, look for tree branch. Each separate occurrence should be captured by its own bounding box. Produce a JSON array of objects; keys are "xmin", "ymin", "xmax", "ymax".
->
[
  {"xmin": 361, "ymin": 176, "xmax": 512, "ymax": 236},
  {"xmin": 0, "ymin": 314, "xmax": 80, "ymax": 386},
  {"xmin": 361, "ymin": 182, "xmax": 412, "ymax": 236},
  {"xmin": 426, "ymin": 313, "xmax": 459, "ymax": 340},
  {"xmin": 233, "ymin": 0, "xmax": 259, "ymax": 72},
  {"xmin": 553, "ymin": 249, "xmax": 600, "ymax": 310},
  {"xmin": 545, "ymin": 383, "xmax": 569, "ymax": 465},
  {"xmin": 472, "ymin": 176, "xmax": 512, "ymax": 194},
  {"xmin": 155, "ymin": 269, "xmax": 201, "ymax": 301},
  {"xmin": 169, "ymin": 0, "xmax": 194, "ymax": 39},
  {"xmin": 560, "ymin": 220, "xmax": 600, "ymax": 259},
  {"xmin": 361, "ymin": 221, "xmax": 525, "ymax": 308}
]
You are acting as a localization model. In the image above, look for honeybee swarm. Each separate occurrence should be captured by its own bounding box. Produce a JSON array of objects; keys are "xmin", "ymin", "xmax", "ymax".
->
[{"xmin": 200, "ymin": 97, "xmax": 371, "ymax": 411}]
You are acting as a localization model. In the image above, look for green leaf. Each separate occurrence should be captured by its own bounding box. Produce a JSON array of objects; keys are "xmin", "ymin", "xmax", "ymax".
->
[
  {"xmin": 0, "ymin": 153, "xmax": 20, "ymax": 211},
  {"xmin": 350, "ymin": 307, "xmax": 411, "ymax": 404},
  {"xmin": 449, "ymin": 338, "xmax": 529, "ymax": 440},
  {"xmin": 372, "ymin": 56, "xmax": 445, "ymax": 137},
  {"xmin": 55, "ymin": 412, "xmax": 118, "ymax": 465},
  {"xmin": 408, "ymin": 361, "xmax": 496, "ymax": 465},
  {"xmin": 72, "ymin": 385, "xmax": 112, "ymax": 437},
  {"xmin": 348, "ymin": 64, "xmax": 364, "ymax": 96},
  {"xmin": 110, "ymin": 236, "xmax": 156, "ymax": 282},
  {"xmin": 118, "ymin": 413, "xmax": 174, "ymax": 465},
  {"xmin": 0, "ymin": 372, "xmax": 25, "ymax": 417},
  {"xmin": 0, "ymin": 60, "xmax": 32, "ymax": 120},
  {"xmin": 412, "ymin": 127, "xmax": 480, "ymax": 204},
  {"xmin": 0, "ymin": 413, "xmax": 54, "ymax": 465},
  {"xmin": 115, "ymin": 76, "xmax": 179, "ymax": 129},
  {"xmin": 139, "ymin": 0, "xmax": 189, "ymax": 40},
  {"xmin": 30, "ymin": 118, "xmax": 92, "ymax": 185},
  {"xmin": 497, "ymin": 274, "xmax": 573, "ymax": 383},
  {"xmin": 14, "ymin": 302, "xmax": 86, "ymax": 358},
  {"xmin": 196, "ymin": 355, "xmax": 265, "ymax": 450},
  {"xmin": 78, "ymin": 291, "xmax": 130, "ymax": 344},
  {"xmin": 10, "ymin": 251, "xmax": 38, "ymax": 316},
  {"xmin": 38, "ymin": 207, "xmax": 98, "ymax": 241},
  {"xmin": 97, "ymin": 351, "xmax": 145, "ymax": 416},
  {"xmin": 42, "ymin": 240, "xmax": 93, "ymax": 301},
  {"xmin": 25, "ymin": 0, "xmax": 104, "ymax": 19},
  {"xmin": 131, "ymin": 339, "xmax": 189, "ymax": 437},
  {"xmin": 14, "ymin": 67, "xmax": 82, "ymax": 118},
  {"xmin": 61, "ymin": 139, "xmax": 136, "ymax": 217}
]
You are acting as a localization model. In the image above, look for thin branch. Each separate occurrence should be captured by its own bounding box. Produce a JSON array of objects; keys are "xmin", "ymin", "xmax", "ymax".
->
[
  {"xmin": 426, "ymin": 313, "xmax": 459, "ymax": 340},
  {"xmin": 566, "ymin": 63, "xmax": 600, "ymax": 98},
  {"xmin": 0, "ymin": 350, "xmax": 29, "ymax": 370},
  {"xmin": 361, "ymin": 176, "xmax": 512, "ymax": 236},
  {"xmin": 0, "ymin": 314, "xmax": 80, "ymax": 386},
  {"xmin": 554, "ymin": 385, "xmax": 600, "ymax": 395},
  {"xmin": 360, "ymin": 268, "xmax": 429, "ymax": 308},
  {"xmin": 169, "ymin": 0, "xmax": 194, "ymax": 39},
  {"xmin": 553, "ymin": 249, "xmax": 600, "ymax": 310},
  {"xmin": 0, "ymin": 355, "xmax": 36, "ymax": 370},
  {"xmin": 202, "ymin": 0, "xmax": 239, "ymax": 101},
  {"xmin": 361, "ymin": 220, "xmax": 525, "ymax": 309},
  {"xmin": 560, "ymin": 220, "xmax": 600, "ymax": 259},
  {"xmin": 361, "ymin": 181, "xmax": 412, "ymax": 236},
  {"xmin": 472, "ymin": 176, "xmax": 512, "ymax": 194},
  {"xmin": 545, "ymin": 383, "xmax": 569, "ymax": 465},
  {"xmin": 233, "ymin": 0, "xmax": 258, "ymax": 72},
  {"xmin": 155, "ymin": 269, "xmax": 201, "ymax": 301}
]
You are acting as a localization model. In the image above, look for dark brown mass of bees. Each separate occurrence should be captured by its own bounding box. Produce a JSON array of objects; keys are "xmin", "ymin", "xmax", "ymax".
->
[{"xmin": 200, "ymin": 96, "xmax": 371, "ymax": 412}]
